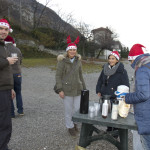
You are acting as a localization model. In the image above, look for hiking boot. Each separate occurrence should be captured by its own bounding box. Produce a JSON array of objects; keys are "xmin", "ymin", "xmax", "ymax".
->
[
  {"xmin": 74, "ymin": 124, "xmax": 79, "ymax": 132},
  {"xmin": 68, "ymin": 127, "xmax": 76, "ymax": 136}
]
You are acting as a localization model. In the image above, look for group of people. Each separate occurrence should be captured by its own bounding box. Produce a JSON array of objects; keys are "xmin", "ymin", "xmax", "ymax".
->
[
  {"xmin": 0, "ymin": 18, "xmax": 150, "ymax": 150},
  {"xmin": 0, "ymin": 19, "xmax": 24, "ymax": 150},
  {"xmin": 55, "ymin": 36, "xmax": 150, "ymax": 149}
]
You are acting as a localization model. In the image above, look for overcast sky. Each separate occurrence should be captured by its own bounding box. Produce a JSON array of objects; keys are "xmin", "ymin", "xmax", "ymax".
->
[{"xmin": 39, "ymin": 0, "xmax": 150, "ymax": 50}]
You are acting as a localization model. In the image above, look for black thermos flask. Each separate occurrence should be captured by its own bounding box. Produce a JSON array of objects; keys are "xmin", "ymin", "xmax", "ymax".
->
[{"xmin": 80, "ymin": 90, "xmax": 89, "ymax": 114}]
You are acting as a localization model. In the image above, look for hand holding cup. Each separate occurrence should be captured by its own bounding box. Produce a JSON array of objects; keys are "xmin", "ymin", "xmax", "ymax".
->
[{"xmin": 7, "ymin": 54, "xmax": 18, "ymax": 65}]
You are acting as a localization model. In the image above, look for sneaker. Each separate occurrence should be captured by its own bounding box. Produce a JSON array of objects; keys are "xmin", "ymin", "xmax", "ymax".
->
[
  {"xmin": 74, "ymin": 124, "xmax": 79, "ymax": 132},
  {"xmin": 18, "ymin": 112, "xmax": 24, "ymax": 116},
  {"xmin": 68, "ymin": 127, "xmax": 76, "ymax": 136}
]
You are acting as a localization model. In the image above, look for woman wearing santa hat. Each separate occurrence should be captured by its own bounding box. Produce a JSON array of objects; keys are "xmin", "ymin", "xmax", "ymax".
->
[
  {"xmin": 55, "ymin": 35, "xmax": 86, "ymax": 137},
  {"xmin": 96, "ymin": 50, "xmax": 129, "ymax": 133}
]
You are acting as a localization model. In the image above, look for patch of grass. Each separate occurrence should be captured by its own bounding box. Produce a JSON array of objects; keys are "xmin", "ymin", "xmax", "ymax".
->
[
  {"xmin": 82, "ymin": 62, "xmax": 102, "ymax": 73},
  {"xmin": 22, "ymin": 58, "xmax": 57, "ymax": 70},
  {"xmin": 22, "ymin": 58, "xmax": 103, "ymax": 73}
]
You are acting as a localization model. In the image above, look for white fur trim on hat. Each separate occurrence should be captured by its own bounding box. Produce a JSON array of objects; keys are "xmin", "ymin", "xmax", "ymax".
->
[
  {"xmin": 66, "ymin": 46, "xmax": 77, "ymax": 51},
  {"xmin": 0, "ymin": 22, "xmax": 13, "ymax": 32},
  {"xmin": 0, "ymin": 22, "xmax": 9, "ymax": 28},
  {"xmin": 128, "ymin": 55, "xmax": 139, "ymax": 60}
]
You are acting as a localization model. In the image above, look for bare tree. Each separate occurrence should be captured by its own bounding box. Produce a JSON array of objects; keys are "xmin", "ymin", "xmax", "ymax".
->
[
  {"xmin": 93, "ymin": 27, "xmax": 118, "ymax": 58},
  {"xmin": 50, "ymin": 9, "xmax": 79, "ymax": 49},
  {"xmin": 54, "ymin": 9, "xmax": 76, "ymax": 33},
  {"xmin": 75, "ymin": 21, "xmax": 92, "ymax": 57},
  {"xmin": 32, "ymin": 0, "xmax": 51, "ymax": 29}
]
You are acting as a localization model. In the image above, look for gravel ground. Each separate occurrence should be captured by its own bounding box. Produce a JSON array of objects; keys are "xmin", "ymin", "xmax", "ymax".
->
[{"xmin": 9, "ymin": 61, "xmax": 134, "ymax": 150}]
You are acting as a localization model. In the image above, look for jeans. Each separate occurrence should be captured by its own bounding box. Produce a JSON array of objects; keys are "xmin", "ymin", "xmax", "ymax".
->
[
  {"xmin": 140, "ymin": 135, "xmax": 150, "ymax": 150},
  {"xmin": 11, "ymin": 73, "xmax": 23, "ymax": 115}
]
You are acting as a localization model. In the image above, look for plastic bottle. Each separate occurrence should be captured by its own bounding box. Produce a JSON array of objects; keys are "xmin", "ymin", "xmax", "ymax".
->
[
  {"xmin": 111, "ymin": 99, "xmax": 119, "ymax": 120},
  {"xmin": 102, "ymin": 100, "xmax": 108, "ymax": 118}
]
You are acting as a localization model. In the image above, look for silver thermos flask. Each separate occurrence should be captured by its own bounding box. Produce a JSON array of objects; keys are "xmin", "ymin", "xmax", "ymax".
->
[{"xmin": 80, "ymin": 90, "xmax": 89, "ymax": 114}]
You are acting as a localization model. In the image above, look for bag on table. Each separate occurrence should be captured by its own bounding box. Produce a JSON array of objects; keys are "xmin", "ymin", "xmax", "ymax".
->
[{"xmin": 118, "ymin": 100, "xmax": 130, "ymax": 118}]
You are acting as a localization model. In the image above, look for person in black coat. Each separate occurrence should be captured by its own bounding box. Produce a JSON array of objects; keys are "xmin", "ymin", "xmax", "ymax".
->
[
  {"xmin": 96, "ymin": 51, "xmax": 129, "ymax": 133},
  {"xmin": 96, "ymin": 51, "xmax": 129, "ymax": 99}
]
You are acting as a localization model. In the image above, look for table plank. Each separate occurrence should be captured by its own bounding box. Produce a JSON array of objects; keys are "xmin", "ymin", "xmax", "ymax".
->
[{"xmin": 72, "ymin": 111, "xmax": 137, "ymax": 130}]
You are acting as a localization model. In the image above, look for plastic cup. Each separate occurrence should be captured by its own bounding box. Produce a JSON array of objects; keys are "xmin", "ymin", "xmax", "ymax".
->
[{"xmin": 11, "ymin": 53, "xmax": 17, "ymax": 57}]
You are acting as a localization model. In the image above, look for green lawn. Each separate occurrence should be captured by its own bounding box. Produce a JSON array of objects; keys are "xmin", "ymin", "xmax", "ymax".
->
[{"xmin": 22, "ymin": 58, "xmax": 102, "ymax": 73}]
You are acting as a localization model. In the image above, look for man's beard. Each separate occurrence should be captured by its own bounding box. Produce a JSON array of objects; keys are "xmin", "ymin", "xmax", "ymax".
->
[
  {"xmin": 0, "ymin": 38, "xmax": 4, "ymax": 41},
  {"xmin": 0, "ymin": 34, "xmax": 6, "ymax": 41}
]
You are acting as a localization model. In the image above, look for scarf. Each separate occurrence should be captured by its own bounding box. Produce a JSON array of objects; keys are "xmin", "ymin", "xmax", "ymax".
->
[
  {"xmin": 103, "ymin": 62, "xmax": 120, "ymax": 76},
  {"xmin": 135, "ymin": 56, "xmax": 150, "ymax": 72}
]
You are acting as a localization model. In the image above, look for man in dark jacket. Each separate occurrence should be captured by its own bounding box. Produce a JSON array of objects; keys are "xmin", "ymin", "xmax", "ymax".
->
[
  {"xmin": 5, "ymin": 35, "xmax": 24, "ymax": 118},
  {"xmin": 125, "ymin": 44, "xmax": 150, "ymax": 150},
  {"xmin": 0, "ymin": 19, "xmax": 18, "ymax": 150}
]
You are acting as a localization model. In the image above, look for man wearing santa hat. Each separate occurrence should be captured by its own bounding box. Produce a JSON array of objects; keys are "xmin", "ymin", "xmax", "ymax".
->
[
  {"xmin": 125, "ymin": 44, "xmax": 150, "ymax": 150},
  {"xmin": 0, "ymin": 18, "xmax": 18, "ymax": 150}
]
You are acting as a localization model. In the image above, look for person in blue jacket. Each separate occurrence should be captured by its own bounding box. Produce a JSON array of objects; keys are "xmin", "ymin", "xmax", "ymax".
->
[
  {"xmin": 96, "ymin": 50, "xmax": 129, "ymax": 133},
  {"xmin": 125, "ymin": 44, "xmax": 150, "ymax": 150}
]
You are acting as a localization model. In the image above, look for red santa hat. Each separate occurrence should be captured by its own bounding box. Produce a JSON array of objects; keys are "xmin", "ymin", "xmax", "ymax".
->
[
  {"xmin": 109, "ymin": 50, "xmax": 120, "ymax": 60},
  {"xmin": 4, "ymin": 35, "xmax": 16, "ymax": 46},
  {"xmin": 128, "ymin": 44, "xmax": 146, "ymax": 60},
  {"xmin": 0, "ymin": 19, "xmax": 13, "ymax": 32},
  {"xmin": 66, "ymin": 35, "xmax": 79, "ymax": 51}
]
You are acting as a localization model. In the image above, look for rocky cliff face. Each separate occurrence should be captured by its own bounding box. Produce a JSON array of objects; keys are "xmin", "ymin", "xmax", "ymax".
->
[{"xmin": 0, "ymin": 0, "xmax": 78, "ymax": 35}]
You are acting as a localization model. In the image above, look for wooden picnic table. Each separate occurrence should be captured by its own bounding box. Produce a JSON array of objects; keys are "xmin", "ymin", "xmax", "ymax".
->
[{"xmin": 72, "ymin": 108, "xmax": 137, "ymax": 150}]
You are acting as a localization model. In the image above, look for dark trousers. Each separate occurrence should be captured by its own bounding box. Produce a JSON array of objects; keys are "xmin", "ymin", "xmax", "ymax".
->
[
  {"xmin": 11, "ymin": 73, "xmax": 23, "ymax": 115},
  {"xmin": 0, "ymin": 90, "xmax": 12, "ymax": 150}
]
